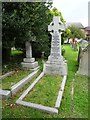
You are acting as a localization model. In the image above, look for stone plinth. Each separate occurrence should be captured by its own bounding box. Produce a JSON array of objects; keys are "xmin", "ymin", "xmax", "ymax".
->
[
  {"xmin": 21, "ymin": 60, "xmax": 38, "ymax": 69},
  {"xmin": 44, "ymin": 56, "xmax": 67, "ymax": 76}
]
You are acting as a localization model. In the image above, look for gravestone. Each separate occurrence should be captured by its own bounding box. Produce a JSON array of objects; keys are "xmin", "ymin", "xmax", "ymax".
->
[
  {"xmin": 77, "ymin": 44, "xmax": 90, "ymax": 76},
  {"xmin": 44, "ymin": 16, "xmax": 67, "ymax": 75},
  {"xmin": 21, "ymin": 41, "xmax": 38, "ymax": 70}
]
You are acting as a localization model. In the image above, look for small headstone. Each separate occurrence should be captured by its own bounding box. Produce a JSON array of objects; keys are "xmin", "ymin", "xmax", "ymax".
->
[
  {"xmin": 44, "ymin": 16, "xmax": 67, "ymax": 75},
  {"xmin": 21, "ymin": 41, "xmax": 38, "ymax": 70}
]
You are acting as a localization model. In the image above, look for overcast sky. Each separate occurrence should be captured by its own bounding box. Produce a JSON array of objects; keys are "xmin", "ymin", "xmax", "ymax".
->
[{"xmin": 53, "ymin": 0, "xmax": 89, "ymax": 27}]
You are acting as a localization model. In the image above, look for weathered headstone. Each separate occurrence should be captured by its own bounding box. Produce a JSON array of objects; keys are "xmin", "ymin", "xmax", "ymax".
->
[
  {"xmin": 77, "ymin": 44, "xmax": 90, "ymax": 76},
  {"xmin": 44, "ymin": 16, "xmax": 67, "ymax": 75},
  {"xmin": 21, "ymin": 41, "xmax": 38, "ymax": 70}
]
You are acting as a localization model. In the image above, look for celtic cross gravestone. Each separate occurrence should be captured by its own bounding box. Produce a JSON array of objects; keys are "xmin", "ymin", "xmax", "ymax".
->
[{"xmin": 44, "ymin": 16, "xmax": 67, "ymax": 75}]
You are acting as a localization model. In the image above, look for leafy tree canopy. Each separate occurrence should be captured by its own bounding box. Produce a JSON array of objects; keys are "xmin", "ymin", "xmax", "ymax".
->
[
  {"xmin": 67, "ymin": 26, "xmax": 85, "ymax": 39},
  {"xmin": 50, "ymin": 7, "xmax": 65, "ymax": 23},
  {"xmin": 2, "ymin": 2, "xmax": 53, "ymax": 58},
  {"xmin": 2, "ymin": 2, "xmax": 52, "ymax": 45}
]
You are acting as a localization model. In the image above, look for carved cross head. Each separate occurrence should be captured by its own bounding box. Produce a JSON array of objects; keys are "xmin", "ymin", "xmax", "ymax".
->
[{"xmin": 48, "ymin": 16, "xmax": 65, "ymax": 35}]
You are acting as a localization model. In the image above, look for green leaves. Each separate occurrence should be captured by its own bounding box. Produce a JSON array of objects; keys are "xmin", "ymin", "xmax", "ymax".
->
[
  {"xmin": 68, "ymin": 26, "xmax": 85, "ymax": 39},
  {"xmin": 2, "ymin": 2, "xmax": 53, "ymax": 57}
]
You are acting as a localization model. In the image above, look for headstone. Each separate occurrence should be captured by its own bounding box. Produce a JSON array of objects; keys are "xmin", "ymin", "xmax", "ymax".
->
[
  {"xmin": 44, "ymin": 16, "xmax": 67, "ymax": 75},
  {"xmin": 21, "ymin": 41, "xmax": 38, "ymax": 70},
  {"xmin": 77, "ymin": 44, "xmax": 90, "ymax": 76}
]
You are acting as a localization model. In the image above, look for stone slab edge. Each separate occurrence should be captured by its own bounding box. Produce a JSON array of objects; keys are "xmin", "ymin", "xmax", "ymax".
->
[
  {"xmin": 17, "ymin": 71, "xmax": 44, "ymax": 100},
  {"xmin": 0, "ymin": 71, "xmax": 15, "ymax": 80},
  {"xmin": 0, "ymin": 89, "xmax": 11, "ymax": 99},
  {"xmin": 11, "ymin": 69, "xmax": 39, "ymax": 95},
  {"xmin": 30, "ymin": 66, "xmax": 40, "ymax": 71},
  {"xmin": 55, "ymin": 75, "xmax": 67, "ymax": 108},
  {"xmin": 16, "ymin": 100, "xmax": 58, "ymax": 114}
]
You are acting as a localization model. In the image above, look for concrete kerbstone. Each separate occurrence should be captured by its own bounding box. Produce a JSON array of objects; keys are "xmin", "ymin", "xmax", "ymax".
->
[
  {"xmin": 0, "ymin": 71, "xmax": 15, "ymax": 80},
  {"xmin": 16, "ymin": 100, "xmax": 58, "ymax": 114},
  {"xmin": 18, "ymin": 72, "xmax": 44, "ymax": 100},
  {"xmin": 0, "ymin": 89, "xmax": 11, "ymax": 99},
  {"xmin": 55, "ymin": 75, "xmax": 67, "ymax": 108},
  {"xmin": 11, "ymin": 70, "xmax": 39, "ymax": 95}
]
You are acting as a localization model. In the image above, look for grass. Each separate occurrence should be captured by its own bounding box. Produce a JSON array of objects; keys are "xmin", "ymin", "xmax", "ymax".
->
[
  {"xmin": 1, "ymin": 69, "xmax": 32, "ymax": 90},
  {"xmin": 73, "ymin": 75, "xmax": 88, "ymax": 118},
  {"xmin": 2, "ymin": 44, "xmax": 88, "ymax": 118},
  {"xmin": 24, "ymin": 75, "xmax": 63, "ymax": 107}
]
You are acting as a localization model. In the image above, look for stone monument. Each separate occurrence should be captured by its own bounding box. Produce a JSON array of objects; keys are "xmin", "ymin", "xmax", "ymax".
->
[
  {"xmin": 44, "ymin": 16, "xmax": 67, "ymax": 75},
  {"xmin": 77, "ymin": 44, "xmax": 90, "ymax": 76},
  {"xmin": 21, "ymin": 41, "xmax": 38, "ymax": 70}
]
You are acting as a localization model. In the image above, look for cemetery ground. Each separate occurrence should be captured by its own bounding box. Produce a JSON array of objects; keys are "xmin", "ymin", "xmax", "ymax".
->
[{"xmin": 1, "ymin": 44, "xmax": 88, "ymax": 118}]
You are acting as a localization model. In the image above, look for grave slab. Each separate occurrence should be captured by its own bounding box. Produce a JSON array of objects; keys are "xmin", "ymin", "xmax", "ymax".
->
[{"xmin": 77, "ymin": 44, "xmax": 89, "ymax": 76}]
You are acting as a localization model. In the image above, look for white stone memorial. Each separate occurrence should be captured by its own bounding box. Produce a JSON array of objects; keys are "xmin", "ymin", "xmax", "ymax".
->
[
  {"xmin": 44, "ymin": 16, "xmax": 67, "ymax": 75},
  {"xmin": 21, "ymin": 41, "xmax": 38, "ymax": 70}
]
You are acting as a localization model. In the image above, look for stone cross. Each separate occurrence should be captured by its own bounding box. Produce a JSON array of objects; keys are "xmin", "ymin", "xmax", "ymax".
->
[
  {"xmin": 25, "ymin": 41, "xmax": 32, "ymax": 58},
  {"xmin": 48, "ymin": 16, "xmax": 65, "ymax": 58},
  {"xmin": 48, "ymin": 16, "xmax": 65, "ymax": 34}
]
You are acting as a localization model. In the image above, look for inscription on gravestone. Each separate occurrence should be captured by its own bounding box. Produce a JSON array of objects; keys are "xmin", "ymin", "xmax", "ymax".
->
[{"xmin": 50, "ymin": 31, "xmax": 61, "ymax": 58}]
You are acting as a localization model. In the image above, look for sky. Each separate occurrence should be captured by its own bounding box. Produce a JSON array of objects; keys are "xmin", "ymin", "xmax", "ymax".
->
[{"xmin": 53, "ymin": 0, "xmax": 89, "ymax": 27}]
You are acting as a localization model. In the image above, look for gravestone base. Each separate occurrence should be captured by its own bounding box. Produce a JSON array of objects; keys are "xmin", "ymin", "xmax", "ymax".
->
[
  {"xmin": 44, "ymin": 56, "xmax": 67, "ymax": 76},
  {"xmin": 21, "ymin": 58, "xmax": 38, "ymax": 70}
]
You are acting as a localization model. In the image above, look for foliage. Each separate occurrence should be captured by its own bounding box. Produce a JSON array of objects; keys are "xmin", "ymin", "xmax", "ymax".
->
[
  {"xmin": 50, "ymin": 7, "xmax": 65, "ymax": 23},
  {"xmin": 67, "ymin": 26, "xmax": 85, "ymax": 39},
  {"xmin": 2, "ymin": 2, "xmax": 53, "ymax": 59},
  {"xmin": 61, "ymin": 28, "xmax": 71, "ymax": 44}
]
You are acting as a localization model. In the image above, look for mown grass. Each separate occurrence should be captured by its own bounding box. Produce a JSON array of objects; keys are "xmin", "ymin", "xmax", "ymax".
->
[
  {"xmin": 2, "ymin": 44, "xmax": 88, "ymax": 118},
  {"xmin": 73, "ymin": 75, "xmax": 88, "ymax": 118},
  {"xmin": 1, "ymin": 70, "xmax": 32, "ymax": 90},
  {"xmin": 24, "ymin": 75, "xmax": 63, "ymax": 107}
]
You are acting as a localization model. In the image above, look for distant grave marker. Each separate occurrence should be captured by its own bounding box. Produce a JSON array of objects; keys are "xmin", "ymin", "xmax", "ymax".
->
[{"xmin": 21, "ymin": 41, "xmax": 38, "ymax": 70}]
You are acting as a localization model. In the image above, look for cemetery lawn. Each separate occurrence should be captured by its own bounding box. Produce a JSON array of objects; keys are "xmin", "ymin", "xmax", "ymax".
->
[
  {"xmin": 24, "ymin": 75, "xmax": 63, "ymax": 107},
  {"xmin": 73, "ymin": 75, "xmax": 88, "ymax": 118},
  {"xmin": 2, "ymin": 44, "xmax": 88, "ymax": 118},
  {"xmin": 1, "ymin": 70, "xmax": 32, "ymax": 90}
]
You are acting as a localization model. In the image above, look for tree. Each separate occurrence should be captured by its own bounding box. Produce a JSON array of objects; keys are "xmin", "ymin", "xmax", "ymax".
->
[
  {"xmin": 68, "ymin": 25, "xmax": 85, "ymax": 39},
  {"xmin": 50, "ymin": 7, "xmax": 65, "ymax": 23},
  {"xmin": 50, "ymin": 7, "xmax": 65, "ymax": 22},
  {"xmin": 61, "ymin": 28, "xmax": 71, "ymax": 44},
  {"xmin": 2, "ymin": 2, "xmax": 53, "ymax": 60}
]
